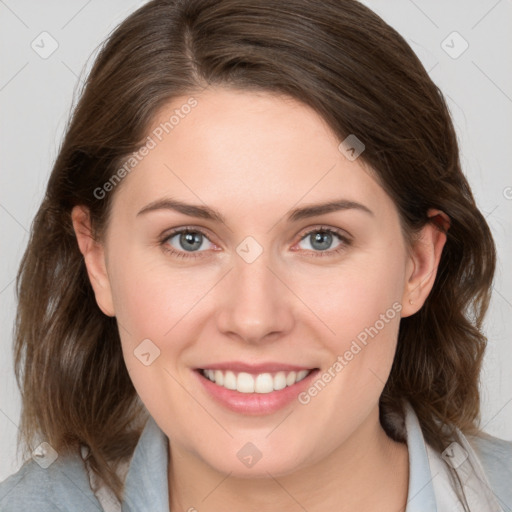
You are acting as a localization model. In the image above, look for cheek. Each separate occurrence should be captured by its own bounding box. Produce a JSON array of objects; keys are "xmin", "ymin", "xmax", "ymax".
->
[
  {"xmin": 107, "ymin": 250, "xmax": 208, "ymax": 429},
  {"xmin": 292, "ymin": 249, "xmax": 405, "ymax": 424},
  {"xmin": 290, "ymin": 247, "xmax": 405, "ymax": 417},
  {"xmin": 108, "ymin": 244, "xmax": 214, "ymax": 339},
  {"xmin": 293, "ymin": 246, "xmax": 406, "ymax": 350},
  {"xmin": 106, "ymin": 246, "xmax": 226, "ymax": 408}
]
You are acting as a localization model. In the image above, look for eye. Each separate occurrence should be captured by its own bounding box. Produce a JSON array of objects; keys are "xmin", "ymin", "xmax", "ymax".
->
[
  {"xmin": 294, "ymin": 226, "xmax": 351, "ymax": 257},
  {"xmin": 159, "ymin": 225, "xmax": 351, "ymax": 260},
  {"xmin": 161, "ymin": 228, "xmax": 215, "ymax": 259}
]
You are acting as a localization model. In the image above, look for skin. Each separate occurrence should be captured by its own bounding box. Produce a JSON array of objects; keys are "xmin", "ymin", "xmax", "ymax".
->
[{"xmin": 72, "ymin": 87, "xmax": 448, "ymax": 512}]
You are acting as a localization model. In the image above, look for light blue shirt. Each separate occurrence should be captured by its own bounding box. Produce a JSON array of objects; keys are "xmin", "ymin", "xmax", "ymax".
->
[{"xmin": 1, "ymin": 404, "xmax": 511, "ymax": 511}]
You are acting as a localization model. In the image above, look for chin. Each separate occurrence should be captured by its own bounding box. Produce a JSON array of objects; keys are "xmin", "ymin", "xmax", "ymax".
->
[{"xmin": 196, "ymin": 439, "xmax": 312, "ymax": 478}]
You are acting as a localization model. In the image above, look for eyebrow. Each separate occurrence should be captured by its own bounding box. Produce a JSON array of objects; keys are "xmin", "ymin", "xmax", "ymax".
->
[{"xmin": 136, "ymin": 198, "xmax": 374, "ymax": 223}]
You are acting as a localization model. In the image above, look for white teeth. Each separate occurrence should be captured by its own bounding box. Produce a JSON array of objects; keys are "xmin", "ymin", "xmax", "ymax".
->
[
  {"xmin": 296, "ymin": 370, "xmax": 309, "ymax": 382},
  {"xmin": 237, "ymin": 372, "xmax": 255, "ymax": 393},
  {"xmin": 286, "ymin": 371, "xmax": 297, "ymax": 386},
  {"xmin": 214, "ymin": 370, "xmax": 224, "ymax": 386},
  {"xmin": 201, "ymin": 368, "xmax": 313, "ymax": 393},
  {"xmin": 255, "ymin": 373, "xmax": 274, "ymax": 393},
  {"xmin": 223, "ymin": 371, "xmax": 237, "ymax": 390},
  {"xmin": 273, "ymin": 371, "xmax": 287, "ymax": 391}
]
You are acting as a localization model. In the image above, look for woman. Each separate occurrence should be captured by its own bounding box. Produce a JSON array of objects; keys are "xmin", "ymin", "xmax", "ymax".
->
[{"xmin": 0, "ymin": 0, "xmax": 510, "ymax": 511}]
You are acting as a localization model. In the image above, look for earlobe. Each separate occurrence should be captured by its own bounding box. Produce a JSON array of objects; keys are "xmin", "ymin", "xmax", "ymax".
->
[
  {"xmin": 401, "ymin": 208, "xmax": 450, "ymax": 317},
  {"xmin": 71, "ymin": 205, "xmax": 115, "ymax": 317}
]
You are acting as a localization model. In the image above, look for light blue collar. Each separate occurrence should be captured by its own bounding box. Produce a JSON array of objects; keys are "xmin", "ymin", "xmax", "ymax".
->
[
  {"xmin": 403, "ymin": 402, "xmax": 437, "ymax": 512},
  {"xmin": 122, "ymin": 416, "xmax": 170, "ymax": 512}
]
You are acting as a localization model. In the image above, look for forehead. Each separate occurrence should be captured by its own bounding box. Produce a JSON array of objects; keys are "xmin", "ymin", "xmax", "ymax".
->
[{"xmin": 110, "ymin": 87, "xmax": 393, "ymax": 223}]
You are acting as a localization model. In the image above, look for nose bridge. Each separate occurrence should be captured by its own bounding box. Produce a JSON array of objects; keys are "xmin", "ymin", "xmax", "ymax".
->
[{"xmin": 216, "ymin": 242, "xmax": 293, "ymax": 343}]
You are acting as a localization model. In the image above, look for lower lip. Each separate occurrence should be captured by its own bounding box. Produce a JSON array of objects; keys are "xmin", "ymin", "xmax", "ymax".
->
[{"xmin": 194, "ymin": 369, "xmax": 320, "ymax": 415}]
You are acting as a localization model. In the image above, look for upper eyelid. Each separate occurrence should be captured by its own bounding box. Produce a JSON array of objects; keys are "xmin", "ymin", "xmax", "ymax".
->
[{"xmin": 162, "ymin": 226, "xmax": 218, "ymax": 246}]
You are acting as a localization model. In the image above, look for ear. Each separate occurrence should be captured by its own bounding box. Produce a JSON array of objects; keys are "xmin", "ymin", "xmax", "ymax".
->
[
  {"xmin": 401, "ymin": 208, "xmax": 450, "ymax": 318},
  {"xmin": 71, "ymin": 205, "xmax": 115, "ymax": 317}
]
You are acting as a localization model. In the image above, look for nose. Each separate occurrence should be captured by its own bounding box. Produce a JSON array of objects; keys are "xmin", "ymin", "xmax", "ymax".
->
[{"xmin": 215, "ymin": 251, "xmax": 295, "ymax": 345}]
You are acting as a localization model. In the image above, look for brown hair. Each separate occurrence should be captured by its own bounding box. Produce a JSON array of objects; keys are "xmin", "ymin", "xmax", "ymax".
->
[{"xmin": 14, "ymin": 0, "xmax": 496, "ymax": 503}]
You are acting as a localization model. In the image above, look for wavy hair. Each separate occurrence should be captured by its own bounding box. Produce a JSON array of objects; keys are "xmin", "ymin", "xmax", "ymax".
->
[{"xmin": 14, "ymin": 0, "xmax": 496, "ymax": 503}]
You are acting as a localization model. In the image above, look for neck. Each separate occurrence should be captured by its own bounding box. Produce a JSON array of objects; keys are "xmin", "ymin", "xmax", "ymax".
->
[{"xmin": 168, "ymin": 406, "xmax": 409, "ymax": 512}]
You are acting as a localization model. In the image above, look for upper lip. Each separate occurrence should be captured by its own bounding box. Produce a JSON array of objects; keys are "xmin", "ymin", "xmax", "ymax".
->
[{"xmin": 196, "ymin": 362, "xmax": 317, "ymax": 374}]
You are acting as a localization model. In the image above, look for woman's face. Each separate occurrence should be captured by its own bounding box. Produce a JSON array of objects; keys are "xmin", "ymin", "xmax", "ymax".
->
[{"xmin": 78, "ymin": 87, "xmax": 440, "ymax": 477}]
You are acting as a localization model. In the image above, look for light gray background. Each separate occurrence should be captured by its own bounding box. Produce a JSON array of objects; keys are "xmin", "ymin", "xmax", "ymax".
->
[{"xmin": 1, "ymin": 0, "xmax": 511, "ymax": 481}]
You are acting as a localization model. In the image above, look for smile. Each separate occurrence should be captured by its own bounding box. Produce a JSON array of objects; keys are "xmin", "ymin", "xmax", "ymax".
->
[
  {"xmin": 194, "ymin": 363, "xmax": 320, "ymax": 415},
  {"xmin": 199, "ymin": 368, "xmax": 312, "ymax": 393}
]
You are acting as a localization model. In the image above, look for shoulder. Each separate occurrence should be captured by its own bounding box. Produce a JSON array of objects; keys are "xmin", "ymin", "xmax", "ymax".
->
[
  {"xmin": 467, "ymin": 432, "xmax": 512, "ymax": 506},
  {"xmin": 0, "ymin": 450, "xmax": 102, "ymax": 512}
]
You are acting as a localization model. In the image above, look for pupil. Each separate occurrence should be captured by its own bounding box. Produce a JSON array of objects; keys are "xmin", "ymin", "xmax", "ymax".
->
[
  {"xmin": 311, "ymin": 231, "xmax": 332, "ymax": 251},
  {"xmin": 181, "ymin": 232, "xmax": 202, "ymax": 251}
]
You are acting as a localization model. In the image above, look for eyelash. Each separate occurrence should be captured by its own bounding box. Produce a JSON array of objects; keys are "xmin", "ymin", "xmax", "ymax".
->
[{"xmin": 159, "ymin": 225, "xmax": 352, "ymax": 260}]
